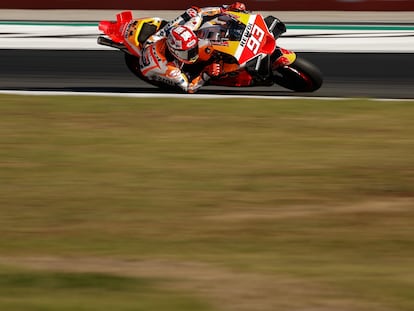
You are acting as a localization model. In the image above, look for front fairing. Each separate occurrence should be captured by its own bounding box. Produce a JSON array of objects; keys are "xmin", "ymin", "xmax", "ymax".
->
[{"xmin": 197, "ymin": 12, "xmax": 276, "ymax": 66}]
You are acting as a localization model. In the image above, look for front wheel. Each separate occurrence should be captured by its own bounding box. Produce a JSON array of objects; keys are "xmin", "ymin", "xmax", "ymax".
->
[{"xmin": 273, "ymin": 57, "xmax": 323, "ymax": 92}]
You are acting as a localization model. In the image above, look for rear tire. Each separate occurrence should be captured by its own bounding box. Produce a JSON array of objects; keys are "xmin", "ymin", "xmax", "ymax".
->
[
  {"xmin": 124, "ymin": 53, "xmax": 145, "ymax": 79},
  {"xmin": 273, "ymin": 57, "xmax": 323, "ymax": 92}
]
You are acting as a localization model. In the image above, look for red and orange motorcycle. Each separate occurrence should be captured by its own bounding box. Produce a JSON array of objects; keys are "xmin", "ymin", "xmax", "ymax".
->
[{"xmin": 98, "ymin": 10, "xmax": 323, "ymax": 92}]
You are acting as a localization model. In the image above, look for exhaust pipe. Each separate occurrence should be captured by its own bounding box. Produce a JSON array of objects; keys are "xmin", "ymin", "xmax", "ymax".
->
[{"xmin": 97, "ymin": 36, "xmax": 130, "ymax": 53}]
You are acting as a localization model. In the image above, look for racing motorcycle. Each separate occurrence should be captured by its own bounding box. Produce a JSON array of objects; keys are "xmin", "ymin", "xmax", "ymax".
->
[{"xmin": 98, "ymin": 10, "xmax": 323, "ymax": 92}]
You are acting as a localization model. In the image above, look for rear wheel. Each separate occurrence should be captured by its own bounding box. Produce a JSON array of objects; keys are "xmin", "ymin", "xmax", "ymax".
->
[
  {"xmin": 124, "ymin": 53, "xmax": 145, "ymax": 79},
  {"xmin": 273, "ymin": 57, "xmax": 323, "ymax": 92}
]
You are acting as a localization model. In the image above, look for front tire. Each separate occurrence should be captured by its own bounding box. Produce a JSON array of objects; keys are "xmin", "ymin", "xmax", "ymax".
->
[{"xmin": 273, "ymin": 57, "xmax": 323, "ymax": 92}]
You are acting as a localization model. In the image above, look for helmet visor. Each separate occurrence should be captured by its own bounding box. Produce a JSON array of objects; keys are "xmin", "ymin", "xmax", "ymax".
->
[{"xmin": 172, "ymin": 45, "xmax": 199, "ymax": 64}]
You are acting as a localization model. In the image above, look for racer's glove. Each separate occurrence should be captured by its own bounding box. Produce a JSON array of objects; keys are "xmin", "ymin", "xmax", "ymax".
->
[
  {"xmin": 224, "ymin": 2, "xmax": 247, "ymax": 12},
  {"xmin": 204, "ymin": 62, "xmax": 222, "ymax": 78}
]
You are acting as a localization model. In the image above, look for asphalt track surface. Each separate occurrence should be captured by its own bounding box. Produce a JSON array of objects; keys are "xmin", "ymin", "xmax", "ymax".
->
[{"xmin": 0, "ymin": 49, "xmax": 413, "ymax": 99}]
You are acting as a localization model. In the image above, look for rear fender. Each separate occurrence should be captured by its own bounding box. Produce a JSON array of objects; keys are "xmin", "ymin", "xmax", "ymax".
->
[{"xmin": 99, "ymin": 11, "xmax": 166, "ymax": 57}]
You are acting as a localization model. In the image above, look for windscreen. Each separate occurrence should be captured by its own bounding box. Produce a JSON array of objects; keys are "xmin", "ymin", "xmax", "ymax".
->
[{"xmin": 197, "ymin": 17, "xmax": 246, "ymax": 42}]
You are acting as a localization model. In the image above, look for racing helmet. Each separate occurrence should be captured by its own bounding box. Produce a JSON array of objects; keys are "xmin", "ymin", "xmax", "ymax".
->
[{"xmin": 167, "ymin": 25, "xmax": 199, "ymax": 64}]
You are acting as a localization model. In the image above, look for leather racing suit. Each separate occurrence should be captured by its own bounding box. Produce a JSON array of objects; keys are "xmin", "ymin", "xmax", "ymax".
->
[{"xmin": 138, "ymin": 3, "xmax": 247, "ymax": 93}]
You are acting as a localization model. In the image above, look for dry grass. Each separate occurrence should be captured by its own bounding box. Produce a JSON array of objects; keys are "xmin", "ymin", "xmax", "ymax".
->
[
  {"xmin": 0, "ymin": 255, "xmax": 392, "ymax": 311},
  {"xmin": 0, "ymin": 95, "xmax": 414, "ymax": 311}
]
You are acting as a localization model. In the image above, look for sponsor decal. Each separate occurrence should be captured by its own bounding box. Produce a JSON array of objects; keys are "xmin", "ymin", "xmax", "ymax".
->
[
  {"xmin": 227, "ymin": 13, "xmax": 241, "ymax": 20},
  {"xmin": 246, "ymin": 24, "xmax": 265, "ymax": 54},
  {"xmin": 276, "ymin": 56, "xmax": 291, "ymax": 66},
  {"xmin": 123, "ymin": 21, "xmax": 135, "ymax": 39},
  {"xmin": 187, "ymin": 39, "xmax": 196, "ymax": 48},
  {"xmin": 240, "ymin": 22, "xmax": 252, "ymax": 48},
  {"xmin": 235, "ymin": 14, "xmax": 273, "ymax": 65},
  {"xmin": 211, "ymin": 41, "xmax": 229, "ymax": 47},
  {"xmin": 239, "ymin": 22, "xmax": 265, "ymax": 53},
  {"xmin": 167, "ymin": 68, "xmax": 181, "ymax": 78},
  {"xmin": 140, "ymin": 50, "xmax": 151, "ymax": 66},
  {"xmin": 154, "ymin": 75, "xmax": 176, "ymax": 86}
]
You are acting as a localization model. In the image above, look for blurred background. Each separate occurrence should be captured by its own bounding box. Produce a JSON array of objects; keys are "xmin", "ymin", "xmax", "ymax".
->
[{"xmin": 0, "ymin": 0, "xmax": 413, "ymax": 10}]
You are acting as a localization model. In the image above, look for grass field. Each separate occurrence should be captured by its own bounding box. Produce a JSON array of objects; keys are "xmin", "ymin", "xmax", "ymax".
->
[{"xmin": 0, "ymin": 94, "xmax": 414, "ymax": 311}]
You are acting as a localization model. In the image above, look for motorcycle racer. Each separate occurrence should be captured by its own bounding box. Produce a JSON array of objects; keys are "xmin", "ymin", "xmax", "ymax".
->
[
  {"xmin": 98, "ymin": 4, "xmax": 323, "ymax": 93},
  {"xmin": 138, "ymin": 2, "xmax": 247, "ymax": 93}
]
